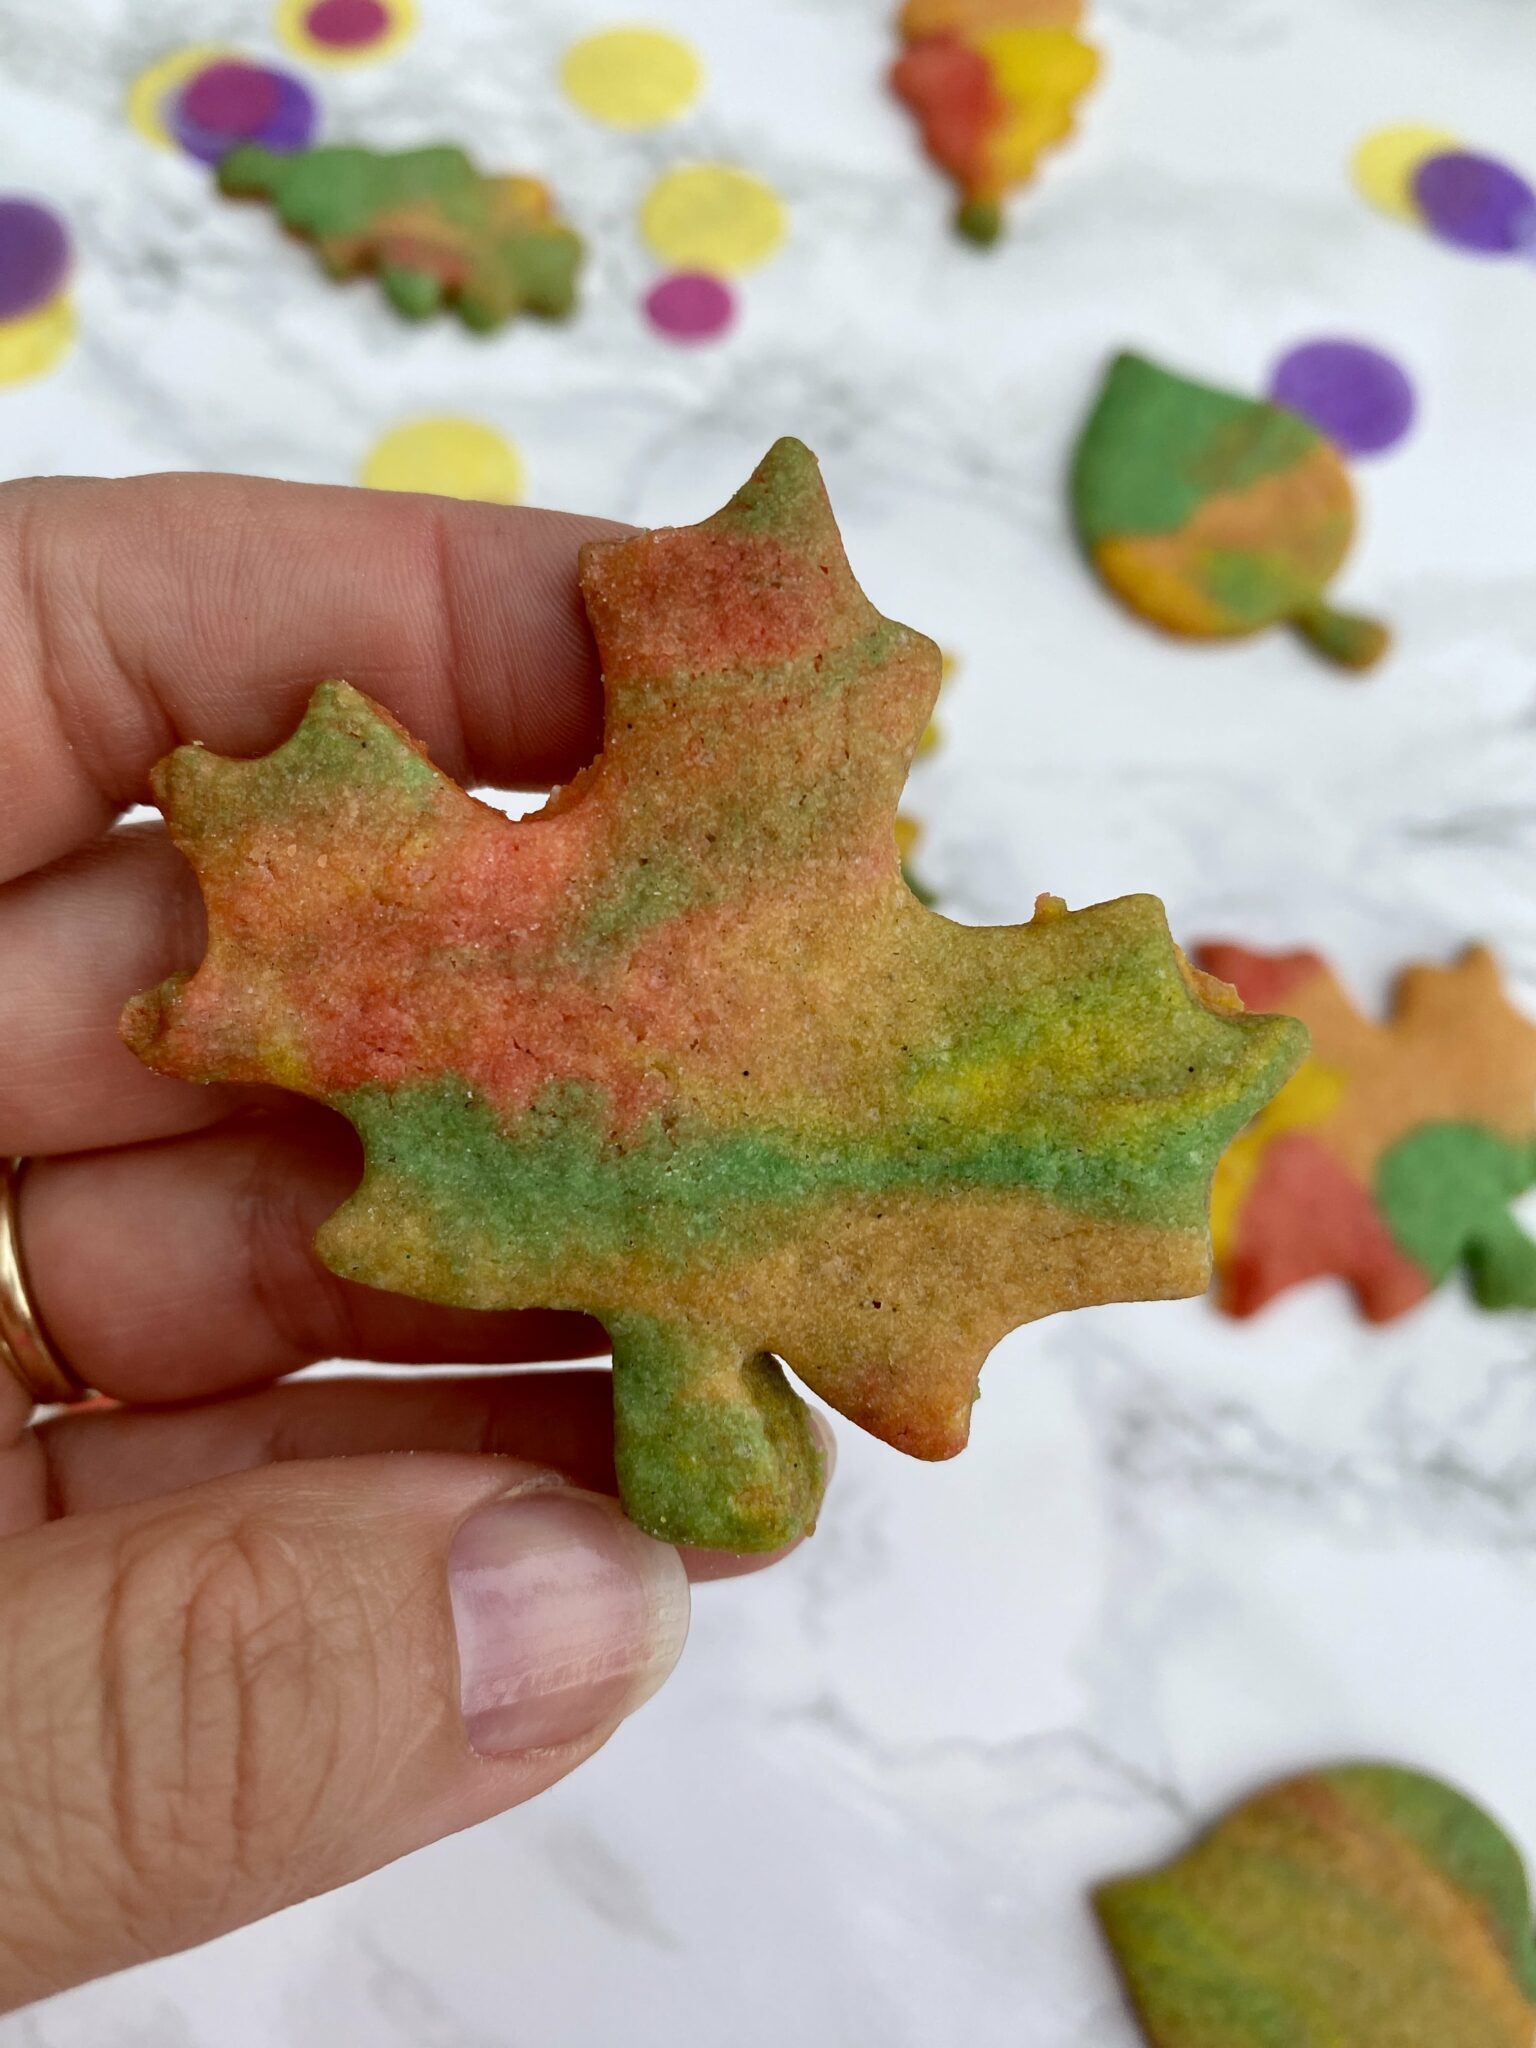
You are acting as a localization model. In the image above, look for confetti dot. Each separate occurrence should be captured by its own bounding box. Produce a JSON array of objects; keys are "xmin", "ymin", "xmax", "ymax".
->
[
  {"xmin": 361, "ymin": 418, "xmax": 525, "ymax": 505},
  {"xmin": 276, "ymin": 0, "xmax": 416, "ymax": 64},
  {"xmin": 126, "ymin": 44, "xmax": 234, "ymax": 150},
  {"xmin": 644, "ymin": 270, "xmax": 735, "ymax": 342},
  {"xmin": 0, "ymin": 294, "xmax": 76, "ymax": 389},
  {"xmin": 561, "ymin": 27, "xmax": 703, "ymax": 130},
  {"xmin": 1350, "ymin": 123, "xmax": 1461, "ymax": 223},
  {"xmin": 307, "ymin": 0, "xmax": 389, "ymax": 45},
  {"xmin": 259, "ymin": 71, "xmax": 322, "ymax": 153},
  {"xmin": 1414, "ymin": 150, "xmax": 1536, "ymax": 254},
  {"xmin": 0, "ymin": 200, "xmax": 70, "ymax": 323},
  {"xmin": 183, "ymin": 61, "xmax": 280, "ymax": 137},
  {"xmin": 171, "ymin": 60, "xmax": 318, "ymax": 163},
  {"xmin": 640, "ymin": 165, "xmax": 786, "ymax": 276},
  {"xmin": 1269, "ymin": 339, "xmax": 1417, "ymax": 458}
]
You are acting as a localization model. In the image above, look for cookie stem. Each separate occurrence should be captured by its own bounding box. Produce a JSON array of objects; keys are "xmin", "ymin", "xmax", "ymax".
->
[
  {"xmin": 609, "ymin": 1316, "xmax": 826, "ymax": 1550},
  {"xmin": 1291, "ymin": 600, "xmax": 1391, "ymax": 672},
  {"xmin": 956, "ymin": 197, "xmax": 1002, "ymax": 245}
]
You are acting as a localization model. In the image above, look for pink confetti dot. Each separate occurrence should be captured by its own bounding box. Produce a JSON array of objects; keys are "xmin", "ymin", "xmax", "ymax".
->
[
  {"xmin": 644, "ymin": 271, "xmax": 735, "ymax": 343},
  {"xmin": 180, "ymin": 61, "xmax": 280, "ymax": 138},
  {"xmin": 304, "ymin": 0, "xmax": 391, "ymax": 47}
]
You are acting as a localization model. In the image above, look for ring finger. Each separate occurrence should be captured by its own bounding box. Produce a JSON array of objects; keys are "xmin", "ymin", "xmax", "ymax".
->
[{"xmin": 0, "ymin": 821, "xmax": 239, "ymax": 1156}]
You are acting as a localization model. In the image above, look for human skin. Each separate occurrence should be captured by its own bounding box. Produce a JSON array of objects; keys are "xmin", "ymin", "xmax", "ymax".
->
[{"xmin": 0, "ymin": 474, "xmax": 818, "ymax": 2011}]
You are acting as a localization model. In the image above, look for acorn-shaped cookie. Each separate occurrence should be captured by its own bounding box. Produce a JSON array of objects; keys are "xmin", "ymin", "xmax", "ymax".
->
[
  {"xmin": 1072, "ymin": 351, "xmax": 1390, "ymax": 671},
  {"xmin": 891, "ymin": 0, "xmax": 1100, "ymax": 243}
]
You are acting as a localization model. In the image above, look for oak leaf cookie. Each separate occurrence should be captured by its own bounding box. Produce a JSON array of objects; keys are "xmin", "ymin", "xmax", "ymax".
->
[
  {"xmin": 1073, "ymin": 351, "xmax": 1391, "ymax": 671},
  {"xmin": 1198, "ymin": 941, "xmax": 1536, "ymax": 1320},
  {"xmin": 218, "ymin": 141, "xmax": 582, "ymax": 328},
  {"xmin": 1097, "ymin": 1763, "xmax": 1536, "ymax": 2047},
  {"xmin": 124, "ymin": 440, "xmax": 1302, "ymax": 1549},
  {"xmin": 891, "ymin": 0, "xmax": 1100, "ymax": 243}
]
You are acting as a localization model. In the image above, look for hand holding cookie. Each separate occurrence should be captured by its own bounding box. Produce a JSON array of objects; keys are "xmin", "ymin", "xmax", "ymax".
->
[{"xmin": 0, "ymin": 473, "xmax": 784, "ymax": 2012}]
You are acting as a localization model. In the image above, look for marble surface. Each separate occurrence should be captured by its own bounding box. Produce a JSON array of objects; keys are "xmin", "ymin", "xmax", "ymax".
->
[{"xmin": 5, "ymin": 0, "xmax": 1536, "ymax": 2041}]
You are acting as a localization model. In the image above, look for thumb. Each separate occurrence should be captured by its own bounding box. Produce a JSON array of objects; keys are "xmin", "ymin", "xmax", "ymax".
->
[{"xmin": 0, "ymin": 1455, "xmax": 689, "ymax": 2011}]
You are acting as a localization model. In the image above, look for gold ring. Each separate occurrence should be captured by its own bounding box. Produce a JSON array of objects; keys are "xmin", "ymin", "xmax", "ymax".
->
[{"xmin": 0, "ymin": 1159, "xmax": 87, "ymax": 1408}]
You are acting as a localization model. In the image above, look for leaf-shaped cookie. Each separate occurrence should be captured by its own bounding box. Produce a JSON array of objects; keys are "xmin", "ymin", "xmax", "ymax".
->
[
  {"xmin": 124, "ymin": 440, "xmax": 1303, "ymax": 1549},
  {"xmin": 1097, "ymin": 1763, "xmax": 1536, "ymax": 2046},
  {"xmin": 891, "ymin": 0, "xmax": 1101, "ymax": 243},
  {"xmin": 218, "ymin": 142, "xmax": 582, "ymax": 329},
  {"xmin": 1073, "ymin": 352, "xmax": 1391, "ymax": 671},
  {"xmin": 1198, "ymin": 942, "xmax": 1536, "ymax": 1320}
]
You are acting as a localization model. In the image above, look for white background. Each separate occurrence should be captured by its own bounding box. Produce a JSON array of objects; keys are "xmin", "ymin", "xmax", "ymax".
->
[{"xmin": 3, "ymin": 0, "xmax": 1536, "ymax": 2041}]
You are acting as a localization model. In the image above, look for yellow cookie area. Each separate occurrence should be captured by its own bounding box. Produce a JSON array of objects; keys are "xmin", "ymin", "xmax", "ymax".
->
[
  {"xmin": 640, "ymin": 164, "xmax": 786, "ymax": 275},
  {"xmin": 1208, "ymin": 1058, "xmax": 1343, "ymax": 1260},
  {"xmin": 274, "ymin": 0, "xmax": 417, "ymax": 65},
  {"xmin": 976, "ymin": 27, "xmax": 1099, "ymax": 182},
  {"xmin": 1352, "ymin": 124, "xmax": 1462, "ymax": 223},
  {"xmin": 977, "ymin": 24, "xmax": 1099, "ymax": 103},
  {"xmin": 0, "ymin": 295, "xmax": 76, "ymax": 388},
  {"xmin": 126, "ymin": 43, "xmax": 233, "ymax": 149},
  {"xmin": 561, "ymin": 27, "xmax": 703, "ymax": 130},
  {"xmin": 361, "ymin": 417, "xmax": 525, "ymax": 504}
]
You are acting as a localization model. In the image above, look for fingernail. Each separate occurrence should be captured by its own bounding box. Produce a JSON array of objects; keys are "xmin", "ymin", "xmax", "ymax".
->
[{"xmin": 449, "ymin": 1487, "xmax": 690, "ymax": 1757}]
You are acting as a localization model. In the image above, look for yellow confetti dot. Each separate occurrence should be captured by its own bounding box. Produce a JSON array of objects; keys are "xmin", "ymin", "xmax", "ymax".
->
[
  {"xmin": 1351, "ymin": 124, "xmax": 1462, "ymax": 223},
  {"xmin": 126, "ymin": 43, "xmax": 233, "ymax": 150},
  {"xmin": 561, "ymin": 26, "xmax": 703, "ymax": 130},
  {"xmin": 0, "ymin": 295, "xmax": 76, "ymax": 389},
  {"xmin": 274, "ymin": 0, "xmax": 417, "ymax": 65},
  {"xmin": 361, "ymin": 417, "xmax": 525, "ymax": 505},
  {"xmin": 640, "ymin": 164, "xmax": 786, "ymax": 275}
]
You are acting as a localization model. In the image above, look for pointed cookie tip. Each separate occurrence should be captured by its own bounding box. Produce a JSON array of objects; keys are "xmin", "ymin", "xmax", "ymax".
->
[{"xmin": 718, "ymin": 436, "xmax": 837, "ymax": 543}]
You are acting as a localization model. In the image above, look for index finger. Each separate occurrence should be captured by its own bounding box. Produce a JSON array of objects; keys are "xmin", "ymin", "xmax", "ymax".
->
[{"xmin": 0, "ymin": 472, "xmax": 626, "ymax": 884}]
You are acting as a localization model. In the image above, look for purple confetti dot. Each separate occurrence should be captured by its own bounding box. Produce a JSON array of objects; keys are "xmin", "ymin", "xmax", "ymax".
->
[
  {"xmin": 0, "ymin": 198, "xmax": 70, "ymax": 322},
  {"xmin": 1269, "ymin": 338, "xmax": 1417, "ymax": 458},
  {"xmin": 1413, "ymin": 150, "xmax": 1536, "ymax": 255},
  {"xmin": 305, "ymin": 0, "xmax": 391, "ymax": 46},
  {"xmin": 169, "ymin": 105, "xmax": 247, "ymax": 165},
  {"xmin": 256, "ymin": 71, "xmax": 320, "ymax": 154},
  {"xmin": 644, "ymin": 272, "xmax": 735, "ymax": 343}
]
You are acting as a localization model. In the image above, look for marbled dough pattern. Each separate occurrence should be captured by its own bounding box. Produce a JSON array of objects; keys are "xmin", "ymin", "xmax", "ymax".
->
[
  {"xmin": 1073, "ymin": 352, "xmax": 1391, "ymax": 671},
  {"xmin": 891, "ymin": 0, "xmax": 1100, "ymax": 244},
  {"xmin": 1097, "ymin": 1763, "xmax": 1536, "ymax": 2047},
  {"xmin": 218, "ymin": 141, "xmax": 582, "ymax": 328},
  {"xmin": 1198, "ymin": 942, "xmax": 1536, "ymax": 1320},
  {"xmin": 125, "ymin": 441, "xmax": 1303, "ymax": 1548}
]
